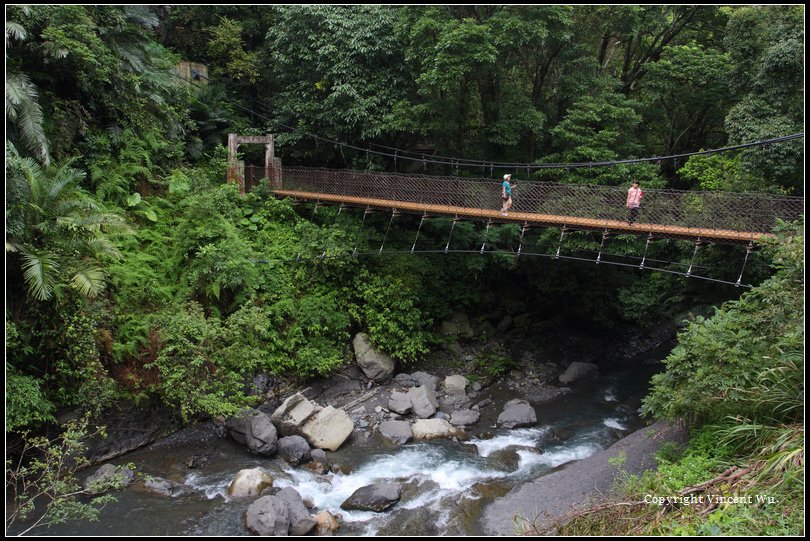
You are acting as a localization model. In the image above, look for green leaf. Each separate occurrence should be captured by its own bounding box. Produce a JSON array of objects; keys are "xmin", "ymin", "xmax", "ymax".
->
[{"xmin": 126, "ymin": 192, "xmax": 142, "ymax": 207}]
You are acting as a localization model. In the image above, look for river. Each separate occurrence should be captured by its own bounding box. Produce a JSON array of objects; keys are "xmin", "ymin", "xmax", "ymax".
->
[{"xmin": 35, "ymin": 342, "xmax": 671, "ymax": 536}]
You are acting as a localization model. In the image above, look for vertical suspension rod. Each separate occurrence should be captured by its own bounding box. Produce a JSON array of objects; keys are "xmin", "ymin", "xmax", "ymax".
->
[
  {"xmin": 639, "ymin": 233, "xmax": 653, "ymax": 270},
  {"xmin": 353, "ymin": 207, "xmax": 370, "ymax": 256},
  {"xmin": 445, "ymin": 216, "xmax": 460, "ymax": 254},
  {"xmin": 516, "ymin": 223, "xmax": 528, "ymax": 259},
  {"xmin": 685, "ymin": 238, "xmax": 701, "ymax": 277},
  {"xmin": 596, "ymin": 229, "xmax": 609, "ymax": 264},
  {"xmin": 379, "ymin": 209, "xmax": 398, "ymax": 253},
  {"xmin": 555, "ymin": 226, "xmax": 567, "ymax": 259},
  {"xmin": 735, "ymin": 242, "xmax": 754, "ymax": 287},
  {"xmin": 480, "ymin": 220, "xmax": 492, "ymax": 254},
  {"xmin": 411, "ymin": 212, "xmax": 428, "ymax": 253}
]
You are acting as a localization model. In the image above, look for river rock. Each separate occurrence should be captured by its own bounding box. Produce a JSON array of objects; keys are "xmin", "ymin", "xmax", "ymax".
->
[
  {"xmin": 310, "ymin": 449, "xmax": 328, "ymax": 463},
  {"xmin": 84, "ymin": 464, "xmax": 133, "ymax": 493},
  {"xmin": 496, "ymin": 399, "xmax": 537, "ymax": 429},
  {"xmin": 353, "ymin": 333, "xmax": 395, "ymax": 383},
  {"xmin": 379, "ymin": 420, "xmax": 413, "ymax": 445},
  {"xmin": 144, "ymin": 476, "xmax": 178, "ymax": 497},
  {"xmin": 227, "ymin": 468, "xmax": 274, "ymax": 498},
  {"xmin": 558, "ymin": 362, "xmax": 599, "ymax": 384},
  {"xmin": 388, "ymin": 391, "xmax": 413, "ymax": 415},
  {"xmin": 276, "ymin": 435, "xmax": 312, "ymax": 466},
  {"xmin": 251, "ymin": 373, "xmax": 274, "ymax": 396},
  {"xmin": 444, "ymin": 375, "xmax": 468, "ymax": 396},
  {"xmin": 407, "ymin": 386, "xmax": 438, "ymax": 418},
  {"xmin": 300, "ymin": 406, "xmax": 354, "ymax": 451},
  {"xmin": 276, "ymin": 487, "xmax": 316, "ymax": 535},
  {"xmin": 412, "ymin": 419, "xmax": 459, "ymax": 440},
  {"xmin": 313, "ymin": 510, "xmax": 340, "ymax": 534},
  {"xmin": 84, "ymin": 464, "xmax": 135, "ymax": 493},
  {"xmin": 341, "ymin": 482, "xmax": 403, "ymax": 512},
  {"xmin": 225, "ymin": 409, "xmax": 278, "ymax": 456},
  {"xmin": 496, "ymin": 315, "xmax": 513, "ymax": 333},
  {"xmin": 245, "ymin": 495, "xmax": 290, "ymax": 536},
  {"xmin": 526, "ymin": 387, "xmax": 571, "ymax": 403},
  {"xmin": 439, "ymin": 312, "xmax": 474, "ymax": 339},
  {"xmin": 392, "ymin": 373, "xmax": 417, "ymax": 387},
  {"xmin": 450, "ymin": 408, "xmax": 480, "ymax": 426},
  {"xmin": 411, "ymin": 371, "xmax": 440, "ymax": 392},
  {"xmin": 271, "ymin": 393, "xmax": 321, "ymax": 437}
]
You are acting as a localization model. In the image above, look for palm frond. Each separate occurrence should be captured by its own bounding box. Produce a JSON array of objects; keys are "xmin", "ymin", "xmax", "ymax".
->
[
  {"xmin": 21, "ymin": 251, "xmax": 60, "ymax": 301},
  {"xmin": 6, "ymin": 21, "xmax": 27, "ymax": 44},
  {"xmin": 85, "ymin": 236, "xmax": 124, "ymax": 261},
  {"xmin": 69, "ymin": 266, "xmax": 106, "ymax": 297}
]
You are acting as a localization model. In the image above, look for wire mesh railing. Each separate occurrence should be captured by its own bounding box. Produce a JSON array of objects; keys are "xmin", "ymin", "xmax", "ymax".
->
[{"xmin": 243, "ymin": 165, "xmax": 803, "ymax": 239}]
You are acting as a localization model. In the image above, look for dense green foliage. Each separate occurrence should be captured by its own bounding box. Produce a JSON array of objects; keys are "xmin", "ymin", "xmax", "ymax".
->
[{"xmin": 642, "ymin": 220, "xmax": 803, "ymax": 423}]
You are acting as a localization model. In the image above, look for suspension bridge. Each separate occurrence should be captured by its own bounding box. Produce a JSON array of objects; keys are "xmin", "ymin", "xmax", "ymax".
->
[
  {"xmin": 224, "ymin": 133, "xmax": 802, "ymax": 287},
  {"xmin": 237, "ymin": 164, "xmax": 802, "ymax": 245}
]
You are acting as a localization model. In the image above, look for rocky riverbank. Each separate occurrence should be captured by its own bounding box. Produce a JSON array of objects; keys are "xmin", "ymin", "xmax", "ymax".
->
[
  {"xmin": 480, "ymin": 419, "xmax": 689, "ymax": 535},
  {"xmin": 63, "ymin": 311, "xmax": 686, "ymax": 536}
]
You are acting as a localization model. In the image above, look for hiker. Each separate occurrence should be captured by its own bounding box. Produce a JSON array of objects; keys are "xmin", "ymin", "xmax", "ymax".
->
[
  {"xmin": 501, "ymin": 174, "xmax": 516, "ymax": 215},
  {"xmin": 626, "ymin": 180, "xmax": 644, "ymax": 224}
]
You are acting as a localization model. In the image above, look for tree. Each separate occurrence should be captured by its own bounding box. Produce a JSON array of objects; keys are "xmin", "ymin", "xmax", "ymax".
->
[
  {"xmin": 6, "ymin": 416, "xmax": 123, "ymax": 535},
  {"xmin": 264, "ymin": 6, "xmax": 409, "ymax": 165},
  {"xmin": 5, "ymin": 18, "xmax": 50, "ymax": 165},
  {"xmin": 722, "ymin": 6, "xmax": 804, "ymax": 194},
  {"xmin": 6, "ymin": 148, "xmax": 130, "ymax": 302}
]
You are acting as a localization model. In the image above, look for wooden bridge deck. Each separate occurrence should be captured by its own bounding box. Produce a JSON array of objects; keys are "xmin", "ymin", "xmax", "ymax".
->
[{"xmin": 273, "ymin": 189, "xmax": 765, "ymax": 244}]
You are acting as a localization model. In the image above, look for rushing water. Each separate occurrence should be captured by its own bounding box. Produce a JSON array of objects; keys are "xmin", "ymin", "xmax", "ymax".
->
[{"xmin": 33, "ymin": 343, "xmax": 670, "ymax": 536}]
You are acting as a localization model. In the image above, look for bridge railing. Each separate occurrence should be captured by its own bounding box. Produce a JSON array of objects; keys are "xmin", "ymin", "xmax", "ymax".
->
[{"xmin": 248, "ymin": 165, "xmax": 803, "ymax": 235}]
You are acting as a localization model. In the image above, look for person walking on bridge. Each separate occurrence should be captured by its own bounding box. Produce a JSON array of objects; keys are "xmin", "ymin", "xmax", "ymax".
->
[
  {"xmin": 501, "ymin": 174, "xmax": 516, "ymax": 216},
  {"xmin": 626, "ymin": 180, "xmax": 644, "ymax": 225}
]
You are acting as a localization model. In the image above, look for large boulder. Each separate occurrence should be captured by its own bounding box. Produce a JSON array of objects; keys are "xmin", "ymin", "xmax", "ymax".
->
[
  {"xmin": 84, "ymin": 464, "xmax": 135, "ymax": 493},
  {"xmin": 276, "ymin": 435, "xmax": 311, "ymax": 466},
  {"xmin": 439, "ymin": 312, "xmax": 474, "ymax": 339},
  {"xmin": 340, "ymin": 483, "xmax": 403, "ymax": 512},
  {"xmin": 227, "ymin": 468, "xmax": 274, "ymax": 498},
  {"xmin": 558, "ymin": 362, "xmax": 599, "ymax": 384},
  {"xmin": 407, "ymin": 386, "xmax": 439, "ymax": 419},
  {"xmin": 412, "ymin": 419, "xmax": 459, "ymax": 440},
  {"xmin": 353, "ymin": 333, "xmax": 395, "ymax": 383},
  {"xmin": 144, "ymin": 476, "xmax": 178, "ymax": 497},
  {"xmin": 449, "ymin": 408, "xmax": 480, "ymax": 426},
  {"xmin": 379, "ymin": 420, "xmax": 413, "ymax": 445},
  {"xmin": 388, "ymin": 391, "xmax": 413, "ymax": 415},
  {"xmin": 271, "ymin": 394, "xmax": 321, "ymax": 437},
  {"xmin": 444, "ymin": 375, "xmax": 468, "ymax": 396},
  {"xmin": 225, "ymin": 409, "xmax": 278, "ymax": 456},
  {"xmin": 245, "ymin": 495, "xmax": 289, "ymax": 536},
  {"xmin": 276, "ymin": 487, "xmax": 316, "ymax": 536},
  {"xmin": 300, "ymin": 406, "xmax": 354, "ymax": 451},
  {"xmin": 411, "ymin": 371, "xmax": 440, "ymax": 392},
  {"xmin": 496, "ymin": 399, "xmax": 537, "ymax": 429}
]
